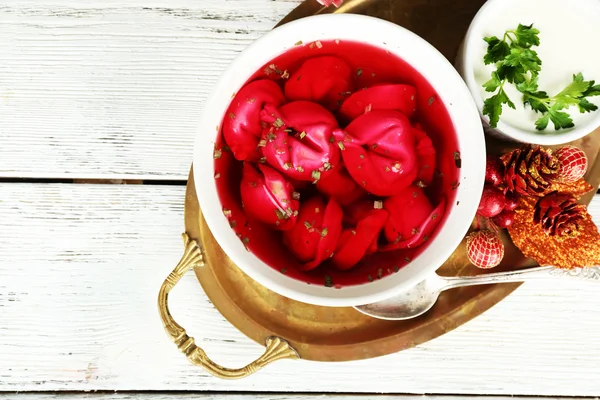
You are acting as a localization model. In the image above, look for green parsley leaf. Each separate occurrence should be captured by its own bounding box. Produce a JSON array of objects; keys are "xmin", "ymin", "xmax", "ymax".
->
[
  {"xmin": 514, "ymin": 23, "xmax": 540, "ymax": 48},
  {"xmin": 522, "ymin": 90, "xmax": 549, "ymax": 113},
  {"xmin": 516, "ymin": 74, "xmax": 539, "ymax": 93},
  {"xmin": 483, "ymin": 88, "xmax": 515, "ymax": 128},
  {"xmin": 483, "ymin": 36, "xmax": 510, "ymax": 65},
  {"xmin": 503, "ymin": 47, "xmax": 542, "ymax": 75},
  {"xmin": 583, "ymin": 83, "xmax": 600, "ymax": 97},
  {"xmin": 496, "ymin": 64, "xmax": 526, "ymax": 84},
  {"xmin": 483, "ymin": 71, "xmax": 502, "ymax": 92},
  {"xmin": 547, "ymin": 106, "xmax": 575, "ymax": 130},
  {"xmin": 552, "ymin": 73, "xmax": 591, "ymax": 108},
  {"xmin": 483, "ymin": 24, "xmax": 598, "ymax": 132},
  {"xmin": 535, "ymin": 113, "xmax": 550, "ymax": 130},
  {"xmin": 578, "ymin": 98, "xmax": 598, "ymax": 113}
]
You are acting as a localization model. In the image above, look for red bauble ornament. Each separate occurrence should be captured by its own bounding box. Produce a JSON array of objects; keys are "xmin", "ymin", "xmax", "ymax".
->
[
  {"xmin": 555, "ymin": 145, "xmax": 588, "ymax": 183},
  {"xmin": 477, "ymin": 185, "xmax": 506, "ymax": 218},
  {"xmin": 466, "ymin": 230, "xmax": 504, "ymax": 269},
  {"xmin": 504, "ymin": 192, "xmax": 520, "ymax": 211},
  {"xmin": 485, "ymin": 157, "xmax": 504, "ymax": 186},
  {"xmin": 492, "ymin": 209, "xmax": 515, "ymax": 229}
]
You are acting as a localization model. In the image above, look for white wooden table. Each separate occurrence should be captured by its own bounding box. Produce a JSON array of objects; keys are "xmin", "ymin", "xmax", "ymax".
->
[{"xmin": 1, "ymin": 1, "xmax": 600, "ymax": 398}]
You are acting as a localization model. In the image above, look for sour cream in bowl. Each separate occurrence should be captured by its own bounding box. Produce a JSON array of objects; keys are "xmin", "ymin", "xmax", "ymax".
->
[{"xmin": 457, "ymin": 0, "xmax": 600, "ymax": 145}]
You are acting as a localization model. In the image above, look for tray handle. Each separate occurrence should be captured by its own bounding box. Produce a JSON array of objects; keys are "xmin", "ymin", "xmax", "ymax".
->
[{"xmin": 158, "ymin": 233, "xmax": 299, "ymax": 379}]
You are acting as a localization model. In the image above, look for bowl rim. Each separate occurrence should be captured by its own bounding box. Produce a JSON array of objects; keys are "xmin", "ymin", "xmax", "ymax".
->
[
  {"xmin": 459, "ymin": 0, "xmax": 600, "ymax": 146},
  {"xmin": 194, "ymin": 13, "xmax": 485, "ymax": 307}
]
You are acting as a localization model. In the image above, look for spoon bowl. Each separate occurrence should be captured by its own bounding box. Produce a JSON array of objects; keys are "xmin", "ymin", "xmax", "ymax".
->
[
  {"xmin": 354, "ymin": 274, "xmax": 445, "ymax": 320},
  {"xmin": 354, "ymin": 265, "xmax": 600, "ymax": 320}
]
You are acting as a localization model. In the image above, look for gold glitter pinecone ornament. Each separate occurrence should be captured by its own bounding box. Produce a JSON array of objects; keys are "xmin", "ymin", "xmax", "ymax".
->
[
  {"xmin": 533, "ymin": 192, "xmax": 586, "ymax": 239},
  {"xmin": 503, "ymin": 145, "xmax": 560, "ymax": 197}
]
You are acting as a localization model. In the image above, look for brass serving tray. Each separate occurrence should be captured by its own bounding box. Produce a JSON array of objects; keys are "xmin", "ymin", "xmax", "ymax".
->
[{"xmin": 158, "ymin": 0, "xmax": 600, "ymax": 380}]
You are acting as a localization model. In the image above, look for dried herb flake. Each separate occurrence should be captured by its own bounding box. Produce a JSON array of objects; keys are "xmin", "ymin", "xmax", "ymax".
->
[
  {"xmin": 273, "ymin": 118, "xmax": 284, "ymax": 128},
  {"xmin": 454, "ymin": 151, "xmax": 462, "ymax": 168},
  {"xmin": 311, "ymin": 170, "xmax": 321, "ymax": 182}
]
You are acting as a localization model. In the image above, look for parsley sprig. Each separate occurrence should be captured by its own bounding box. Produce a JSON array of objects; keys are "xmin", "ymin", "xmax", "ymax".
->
[{"xmin": 482, "ymin": 24, "xmax": 600, "ymax": 131}]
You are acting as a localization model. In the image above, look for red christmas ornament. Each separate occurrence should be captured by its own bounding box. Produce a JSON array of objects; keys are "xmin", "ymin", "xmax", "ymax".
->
[
  {"xmin": 316, "ymin": 0, "xmax": 344, "ymax": 7},
  {"xmin": 533, "ymin": 191, "xmax": 586, "ymax": 238},
  {"xmin": 466, "ymin": 230, "xmax": 504, "ymax": 269},
  {"xmin": 485, "ymin": 157, "xmax": 504, "ymax": 186},
  {"xmin": 477, "ymin": 185, "xmax": 506, "ymax": 218},
  {"xmin": 555, "ymin": 145, "xmax": 588, "ymax": 183},
  {"xmin": 492, "ymin": 209, "xmax": 515, "ymax": 229},
  {"xmin": 502, "ymin": 145, "xmax": 560, "ymax": 196},
  {"xmin": 504, "ymin": 192, "xmax": 520, "ymax": 211}
]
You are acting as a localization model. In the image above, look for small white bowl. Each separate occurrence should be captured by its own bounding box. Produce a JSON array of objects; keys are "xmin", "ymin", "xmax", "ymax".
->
[
  {"xmin": 194, "ymin": 14, "xmax": 485, "ymax": 307},
  {"xmin": 457, "ymin": 0, "xmax": 600, "ymax": 146}
]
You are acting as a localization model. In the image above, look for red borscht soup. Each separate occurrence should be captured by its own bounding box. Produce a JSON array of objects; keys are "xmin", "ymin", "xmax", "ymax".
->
[{"xmin": 213, "ymin": 40, "xmax": 460, "ymax": 288}]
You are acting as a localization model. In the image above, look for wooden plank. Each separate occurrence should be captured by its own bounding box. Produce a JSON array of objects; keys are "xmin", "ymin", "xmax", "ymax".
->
[
  {"xmin": 1, "ymin": 183, "xmax": 600, "ymax": 395},
  {"xmin": 0, "ymin": 395, "xmax": 584, "ymax": 400},
  {"xmin": 0, "ymin": 0, "xmax": 301, "ymax": 180}
]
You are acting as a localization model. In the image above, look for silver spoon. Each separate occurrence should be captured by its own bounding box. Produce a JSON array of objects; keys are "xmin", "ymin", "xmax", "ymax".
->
[{"xmin": 354, "ymin": 265, "xmax": 600, "ymax": 320}]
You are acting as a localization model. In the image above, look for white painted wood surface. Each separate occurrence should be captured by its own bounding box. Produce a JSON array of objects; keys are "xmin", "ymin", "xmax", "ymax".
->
[
  {"xmin": 0, "ymin": 396, "xmax": 583, "ymax": 400},
  {"xmin": 0, "ymin": 0, "xmax": 301, "ymax": 180},
  {"xmin": 1, "ymin": 183, "xmax": 600, "ymax": 395},
  {"xmin": 3, "ymin": 0, "xmax": 600, "ymax": 396}
]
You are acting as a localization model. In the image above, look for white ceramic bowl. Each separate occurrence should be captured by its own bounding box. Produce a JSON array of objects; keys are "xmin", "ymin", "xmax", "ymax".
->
[
  {"xmin": 457, "ymin": 0, "xmax": 600, "ymax": 146},
  {"xmin": 194, "ymin": 14, "xmax": 485, "ymax": 307}
]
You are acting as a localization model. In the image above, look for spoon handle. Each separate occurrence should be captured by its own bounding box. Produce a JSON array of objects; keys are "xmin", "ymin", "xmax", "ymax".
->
[{"xmin": 442, "ymin": 266, "xmax": 600, "ymax": 290}]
